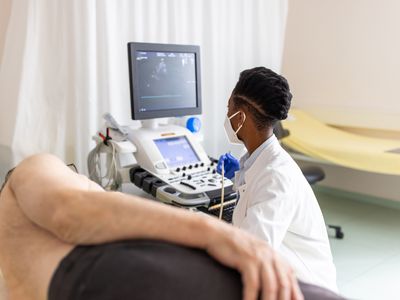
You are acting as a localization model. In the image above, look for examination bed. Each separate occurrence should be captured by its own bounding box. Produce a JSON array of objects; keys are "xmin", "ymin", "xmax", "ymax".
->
[{"xmin": 281, "ymin": 109, "xmax": 400, "ymax": 175}]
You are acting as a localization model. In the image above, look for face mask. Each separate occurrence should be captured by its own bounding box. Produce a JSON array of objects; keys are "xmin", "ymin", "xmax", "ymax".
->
[{"xmin": 224, "ymin": 111, "xmax": 246, "ymax": 145}]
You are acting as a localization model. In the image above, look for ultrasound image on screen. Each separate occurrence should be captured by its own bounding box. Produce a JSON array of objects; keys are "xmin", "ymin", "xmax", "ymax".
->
[
  {"xmin": 154, "ymin": 136, "xmax": 200, "ymax": 168},
  {"xmin": 136, "ymin": 51, "xmax": 197, "ymax": 112}
]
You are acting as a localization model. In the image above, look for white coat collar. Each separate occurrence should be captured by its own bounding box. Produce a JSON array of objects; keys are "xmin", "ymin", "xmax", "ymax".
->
[
  {"xmin": 242, "ymin": 134, "xmax": 281, "ymax": 184},
  {"xmin": 235, "ymin": 134, "xmax": 278, "ymax": 188}
]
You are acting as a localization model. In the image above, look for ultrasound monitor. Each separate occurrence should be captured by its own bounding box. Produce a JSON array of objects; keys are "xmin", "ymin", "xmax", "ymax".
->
[{"xmin": 128, "ymin": 42, "xmax": 202, "ymax": 120}]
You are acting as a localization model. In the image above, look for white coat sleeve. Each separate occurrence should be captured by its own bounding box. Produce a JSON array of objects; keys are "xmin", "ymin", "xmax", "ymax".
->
[{"xmin": 238, "ymin": 169, "xmax": 297, "ymax": 249}]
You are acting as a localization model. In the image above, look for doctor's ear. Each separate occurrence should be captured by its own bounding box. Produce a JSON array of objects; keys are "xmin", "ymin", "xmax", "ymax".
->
[{"xmin": 237, "ymin": 110, "xmax": 247, "ymax": 125}]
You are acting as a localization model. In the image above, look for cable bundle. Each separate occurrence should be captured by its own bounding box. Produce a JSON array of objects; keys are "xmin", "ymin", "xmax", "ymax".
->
[{"xmin": 87, "ymin": 130, "xmax": 122, "ymax": 191}]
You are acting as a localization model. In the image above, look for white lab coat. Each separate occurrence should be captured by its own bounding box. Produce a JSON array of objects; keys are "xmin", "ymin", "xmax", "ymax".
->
[{"xmin": 232, "ymin": 137, "xmax": 338, "ymax": 292}]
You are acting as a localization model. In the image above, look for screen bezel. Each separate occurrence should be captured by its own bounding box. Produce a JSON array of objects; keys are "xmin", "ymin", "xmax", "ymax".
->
[{"xmin": 127, "ymin": 42, "xmax": 202, "ymax": 120}]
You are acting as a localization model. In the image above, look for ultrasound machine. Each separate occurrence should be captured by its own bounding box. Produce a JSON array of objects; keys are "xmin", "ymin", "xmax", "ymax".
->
[{"xmin": 123, "ymin": 42, "xmax": 237, "ymax": 222}]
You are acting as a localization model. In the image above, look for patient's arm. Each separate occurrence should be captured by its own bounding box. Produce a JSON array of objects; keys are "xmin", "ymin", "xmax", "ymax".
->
[{"xmin": 8, "ymin": 153, "xmax": 302, "ymax": 300}]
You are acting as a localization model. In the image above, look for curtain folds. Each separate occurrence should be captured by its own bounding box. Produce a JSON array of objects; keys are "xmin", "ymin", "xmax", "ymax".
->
[{"xmin": 0, "ymin": 0, "xmax": 288, "ymax": 172}]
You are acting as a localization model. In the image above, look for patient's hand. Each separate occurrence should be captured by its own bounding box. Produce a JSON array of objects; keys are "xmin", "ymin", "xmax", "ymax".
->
[{"xmin": 205, "ymin": 222, "xmax": 303, "ymax": 300}]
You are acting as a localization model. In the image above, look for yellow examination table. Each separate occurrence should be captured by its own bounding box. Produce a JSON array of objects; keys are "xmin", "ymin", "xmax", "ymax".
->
[{"xmin": 281, "ymin": 109, "xmax": 400, "ymax": 175}]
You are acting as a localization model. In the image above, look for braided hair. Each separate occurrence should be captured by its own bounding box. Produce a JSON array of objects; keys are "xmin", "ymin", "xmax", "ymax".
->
[{"xmin": 231, "ymin": 67, "xmax": 292, "ymax": 130}]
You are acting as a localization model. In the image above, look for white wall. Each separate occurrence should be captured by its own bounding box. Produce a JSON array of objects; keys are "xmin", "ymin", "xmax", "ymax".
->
[
  {"xmin": 283, "ymin": 0, "xmax": 400, "ymax": 132},
  {"xmin": 0, "ymin": 0, "xmax": 12, "ymax": 65},
  {"xmin": 282, "ymin": 0, "xmax": 400, "ymax": 202}
]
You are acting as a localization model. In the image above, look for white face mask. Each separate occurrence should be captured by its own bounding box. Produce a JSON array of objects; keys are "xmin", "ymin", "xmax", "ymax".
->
[{"xmin": 224, "ymin": 111, "xmax": 246, "ymax": 145}]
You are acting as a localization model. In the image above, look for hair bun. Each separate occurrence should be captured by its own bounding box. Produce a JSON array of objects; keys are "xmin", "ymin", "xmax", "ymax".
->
[{"xmin": 232, "ymin": 66, "xmax": 292, "ymax": 127}]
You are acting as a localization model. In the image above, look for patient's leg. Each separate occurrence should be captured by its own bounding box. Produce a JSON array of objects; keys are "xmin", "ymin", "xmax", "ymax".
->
[
  {"xmin": 0, "ymin": 154, "xmax": 104, "ymax": 300},
  {"xmin": 0, "ymin": 270, "xmax": 6, "ymax": 300}
]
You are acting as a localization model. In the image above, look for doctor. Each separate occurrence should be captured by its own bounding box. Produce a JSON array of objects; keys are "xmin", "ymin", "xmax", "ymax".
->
[{"xmin": 218, "ymin": 67, "xmax": 337, "ymax": 292}]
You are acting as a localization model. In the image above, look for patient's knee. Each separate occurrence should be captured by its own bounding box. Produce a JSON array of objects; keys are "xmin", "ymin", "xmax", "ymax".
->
[
  {"xmin": 8, "ymin": 153, "xmax": 63, "ymax": 189},
  {"xmin": 17, "ymin": 153, "xmax": 62, "ymax": 170}
]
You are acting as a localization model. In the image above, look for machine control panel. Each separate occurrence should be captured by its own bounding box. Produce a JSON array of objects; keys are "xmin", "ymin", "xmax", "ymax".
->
[
  {"xmin": 130, "ymin": 164, "xmax": 237, "ymax": 208},
  {"xmin": 164, "ymin": 161, "xmax": 226, "ymax": 191},
  {"xmin": 135, "ymin": 161, "xmax": 231, "ymax": 196}
]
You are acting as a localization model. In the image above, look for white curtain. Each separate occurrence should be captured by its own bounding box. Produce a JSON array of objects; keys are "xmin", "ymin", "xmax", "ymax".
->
[{"xmin": 0, "ymin": 0, "xmax": 288, "ymax": 172}]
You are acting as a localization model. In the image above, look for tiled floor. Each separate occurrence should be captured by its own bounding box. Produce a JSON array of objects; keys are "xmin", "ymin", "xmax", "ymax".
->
[{"xmin": 315, "ymin": 188, "xmax": 400, "ymax": 300}]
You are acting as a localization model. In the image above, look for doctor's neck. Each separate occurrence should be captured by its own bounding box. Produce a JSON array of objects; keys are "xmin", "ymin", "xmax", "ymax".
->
[{"xmin": 242, "ymin": 125, "xmax": 274, "ymax": 156}]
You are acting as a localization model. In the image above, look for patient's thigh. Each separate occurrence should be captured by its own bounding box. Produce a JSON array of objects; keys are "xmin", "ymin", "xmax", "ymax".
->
[{"xmin": 0, "ymin": 270, "xmax": 7, "ymax": 299}]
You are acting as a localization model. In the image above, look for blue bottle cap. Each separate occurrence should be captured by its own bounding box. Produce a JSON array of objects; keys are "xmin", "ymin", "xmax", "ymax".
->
[{"xmin": 186, "ymin": 117, "xmax": 201, "ymax": 133}]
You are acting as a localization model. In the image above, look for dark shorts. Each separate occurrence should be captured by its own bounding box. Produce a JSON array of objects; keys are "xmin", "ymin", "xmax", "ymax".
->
[
  {"xmin": 48, "ymin": 240, "xmax": 242, "ymax": 300},
  {"xmin": 48, "ymin": 240, "xmax": 346, "ymax": 300}
]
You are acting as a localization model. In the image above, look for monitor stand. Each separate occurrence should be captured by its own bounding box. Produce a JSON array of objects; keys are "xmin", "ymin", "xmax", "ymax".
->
[{"xmin": 141, "ymin": 119, "xmax": 160, "ymax": 129}]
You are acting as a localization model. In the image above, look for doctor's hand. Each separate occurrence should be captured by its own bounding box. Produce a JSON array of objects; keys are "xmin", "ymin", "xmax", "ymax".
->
[
  {"xmin": 217, "ymin": 153, "xmax": 240, "ymax": 179},
  {"xmin": 204, "ymin": 218, "xmax": 303, "ymax": 300}
]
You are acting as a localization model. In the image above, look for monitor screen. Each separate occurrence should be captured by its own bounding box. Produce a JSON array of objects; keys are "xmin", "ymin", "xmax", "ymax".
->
[
  {"xmin": 154, "ymin": 136, "xmax": 200, "ymax": 168},
  {"xmin": 128, "ymin": 43, "xmax": 202, "ymax": 120}
]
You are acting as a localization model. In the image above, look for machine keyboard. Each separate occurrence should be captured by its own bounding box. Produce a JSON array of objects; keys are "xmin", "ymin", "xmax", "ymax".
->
[{"xmin": 197, "ymin": 199, "xmax": 237, "ymax": 223}]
